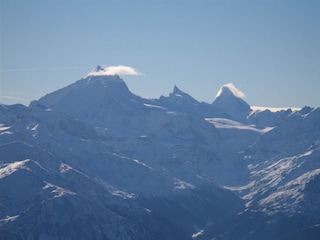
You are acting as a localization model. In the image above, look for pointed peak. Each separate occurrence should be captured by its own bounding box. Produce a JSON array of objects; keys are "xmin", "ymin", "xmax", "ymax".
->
[
  {"xmin": 167, "ymin": 85, "xmax": 199, "ymax": 104},
  {"xmin": 216, "ymin": 83, "xmax": 246, "ymax": 99},
  {"xmin": 87, "ymin": 65, "xmax": 108, "ymax": 77},
  {"xmin": 173, "ymin": 85, "xmax": 182, "ymax": 94},
  {"xmin": 83, "ymin": 65, "xmax": 125, "ymax": 84},
  {"xmin": 171, "ymin": 85, "xmax": 189, "ymax": 98},
  {"xmin": 212, "ymin": 83, "xmax": 251, "ymax": 122},
  {"xmin": 92, "ymin": 65, "xmax": 105, "ymax": 73}
]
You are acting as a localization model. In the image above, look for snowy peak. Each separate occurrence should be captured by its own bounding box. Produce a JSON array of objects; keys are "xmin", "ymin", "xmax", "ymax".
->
[
  {"xmin": 85, "ymin": 73, "xmax": 124, "ymax": 84},
  {"xmin": 85, "ymin": 65, "xmax": 125, "ymax": 85},
  {"xmin": 37, "ymin": 71, "xmax": 143, "ymax": 129},
  {"xmin": 212, "ymin": 83, "xmax": 251, "ymax": 123},
  {"xmin": 87, "ymin": 65, "xmax": 106, "ymax": 76},
  {"xmin": 158, "ymin": 85, "xmax": 200, "ymax": 111},
  {"xmin": 170, "ymin": 85, "xmax": 197, "ymax": 102},
  {"xmin": 170, "ymin": 85, "xmax": 198, "ymax": 103},
  {"xmin": 215, "ymin": 83, "xmax": 246, "ymax": 99},
  {"xmin": 38, "ymin": 72, "xmax": 128, "ymax": 108},
  {"xmin": 172, "ymin": 85, "xmax": 183, "ymax": 95},
  {"xmin": 91, "ymin": 65, "xmax": 105, "ymax": 73}
]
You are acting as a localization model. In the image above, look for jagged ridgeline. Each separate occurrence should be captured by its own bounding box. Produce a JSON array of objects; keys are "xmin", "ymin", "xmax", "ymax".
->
[{"xmin": 1, "ymin": 66, "xmax": 319, "ymax": 240}]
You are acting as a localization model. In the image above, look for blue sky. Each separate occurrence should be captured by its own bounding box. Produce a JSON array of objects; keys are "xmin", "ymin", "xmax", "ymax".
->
[{"xmin": 1, "ymin": 0, "xmax": 319, "ymax": 108}]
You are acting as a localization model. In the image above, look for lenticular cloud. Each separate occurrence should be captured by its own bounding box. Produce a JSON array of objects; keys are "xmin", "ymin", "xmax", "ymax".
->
[
  {"xmin": 88, "ymin": 65, "xmax": 141, "ymax": 76},
  {"xmin": 216, "ymin": 83, "xmax": 246, "ymax": 98},
  {"xmin": 106, "ymin": 66, "xmax": 141, "ymax": 75}
]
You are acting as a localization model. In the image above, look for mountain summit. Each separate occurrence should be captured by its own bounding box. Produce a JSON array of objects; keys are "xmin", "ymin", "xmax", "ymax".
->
[
  {"xmin": 215, "ymin": 83, "xmax": 246, "ymax": 99},
  {"xmin": 91, "ymin": 65, "xmax": 105, "ymax": 73},
  {"xmin": 212, "ymin": 83, "xmax": 251, "ymax": 123},
  {"xmin": 87, "ymin": 65, "xmax": 106, "ymax": 76},
  {"xmin": 170, "ymin": 85, "xmax": 199, "ymax": 105},
  {"xmin": 38, "ymin": 71, "xmax": 143, "ymax": 129}
]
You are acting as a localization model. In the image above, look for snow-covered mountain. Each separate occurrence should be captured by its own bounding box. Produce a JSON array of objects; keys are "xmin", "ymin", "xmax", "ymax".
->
[
  {"xmin": 1, "ymin": 66, "xmax": 319, "ymax": 239},
  {"xmin": 199, "ymin": 107, "xmax": 320, "ymax": 240}
]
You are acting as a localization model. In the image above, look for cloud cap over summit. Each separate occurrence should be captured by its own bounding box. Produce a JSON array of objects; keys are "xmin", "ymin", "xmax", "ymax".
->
[
  {"xmin": 216, "ymin": 83, "xmax": 246, "ymax": 99},
  {"xmin": 87, "ymin": 65, "xmax": 142, "ymax": 76}
]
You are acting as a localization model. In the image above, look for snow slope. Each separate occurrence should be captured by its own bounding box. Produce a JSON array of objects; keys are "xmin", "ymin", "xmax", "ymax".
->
[{"xmin": 1, "ymin": 67, "xmax": 319, "ymax": 239}]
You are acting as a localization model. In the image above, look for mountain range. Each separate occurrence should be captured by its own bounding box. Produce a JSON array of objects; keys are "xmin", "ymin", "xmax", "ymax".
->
[{"xmin": 1, "ymin": 66, "xmax": 319, "ymax": 239}]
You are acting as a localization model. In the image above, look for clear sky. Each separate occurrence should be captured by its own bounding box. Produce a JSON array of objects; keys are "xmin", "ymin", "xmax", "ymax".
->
[{"xmin": 1, "ymin": 0, "xmax": 319, "ymax": 108}]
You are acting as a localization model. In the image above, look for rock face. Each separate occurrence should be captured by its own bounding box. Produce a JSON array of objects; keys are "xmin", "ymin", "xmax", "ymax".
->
[
  {"xmin": 211, "ymin": 83, "xmax": 252, "ymax": 123},
  {"xmin": 1, "ymin": 68, "xmax": 319, "ymax": 239}
]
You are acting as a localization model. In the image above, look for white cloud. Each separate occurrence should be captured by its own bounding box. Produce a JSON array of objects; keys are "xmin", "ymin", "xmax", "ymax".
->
[
  {"xmin": 216, "ymin": 83, "xmax": 246, "ymax": 98},
  {"xmin": 251, "ymin": 106, "xmax": 300, "ymax": 112},
  {"xmin": 105, "ymin": 65, "xmax": 141, "ymax": 75},
  {"xmin": 88, "ymin": 65, "xmax": 142, "ymax": 76},
  {"xmin": 0, "ymin": 95, "xmax": 30, "ymax": 101}
]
